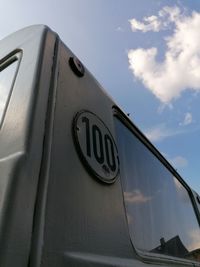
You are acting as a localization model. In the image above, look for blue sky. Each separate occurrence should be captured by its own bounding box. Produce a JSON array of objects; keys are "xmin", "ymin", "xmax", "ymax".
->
[{"xmin": 1, "ymin": 0, "xmax": 199, "ymax": 193}]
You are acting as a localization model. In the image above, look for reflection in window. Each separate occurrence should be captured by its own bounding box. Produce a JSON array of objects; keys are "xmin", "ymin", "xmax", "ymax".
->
[
  {"xmin": 0, "ymin": 58, "xmax": 19, "ymax": 126},
  {"xmin": 115, "ymin": 117, "xmax": 200, "ymax": 262}
]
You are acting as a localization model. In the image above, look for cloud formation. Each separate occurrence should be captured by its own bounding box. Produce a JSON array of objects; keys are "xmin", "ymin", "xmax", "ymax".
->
[
  {"xmin": 128, "ymin": 6, "xmax": 200, "ymax": 103},
  {"xmin": 180, "ymin": 112, "xmax": 193, "ymax": 126},
  {"xmin": 170, "ymin": 155, "xmax": 188, "ymax": 169},
  {"xmin": 144, "ymin": 123, "xmax": 182, "ymax": 142},
  {"xmin": 129, "ymin": 6, "xmax": 181, "ymax": 32}
]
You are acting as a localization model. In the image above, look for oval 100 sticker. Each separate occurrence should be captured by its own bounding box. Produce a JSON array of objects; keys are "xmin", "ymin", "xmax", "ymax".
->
[{"xmin": 73, "ymin": 111, "xmax": 119, "ymax": 184}]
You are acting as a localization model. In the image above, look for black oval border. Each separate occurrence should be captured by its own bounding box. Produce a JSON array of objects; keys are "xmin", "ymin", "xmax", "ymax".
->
[{"xmin": 72, "ymin": 110, "xmax": 119, "ymax": 184}]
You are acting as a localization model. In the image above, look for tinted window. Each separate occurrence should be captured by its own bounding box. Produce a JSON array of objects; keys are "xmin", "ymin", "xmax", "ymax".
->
[
  {"xmin": 0, "ymin": 58, "xmax": 19, "ymax": 126},
  {"xmin": 115, "ymin": 117, "xmax": 200, "ymax": 262}
]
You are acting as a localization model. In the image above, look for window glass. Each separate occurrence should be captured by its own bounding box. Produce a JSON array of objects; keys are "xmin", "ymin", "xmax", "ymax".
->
[
  {"xmin": 0, "ymin": 58, "xmax": 18, "ymax": 126},
  {"xmin": 115, "ymin": 117, "xmax": 200, "ymax": 262}
]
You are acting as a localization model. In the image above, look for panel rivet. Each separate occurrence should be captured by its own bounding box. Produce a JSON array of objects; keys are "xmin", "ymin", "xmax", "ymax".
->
[{"xmin": 69, "ymin": 56, "xmax": 85, "ymax": 77}]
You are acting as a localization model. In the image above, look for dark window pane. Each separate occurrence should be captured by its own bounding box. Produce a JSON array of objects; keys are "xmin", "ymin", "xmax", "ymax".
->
[
  {"xmin": 115, "ymin": 117, "xmax": 200, "ymax": 262},
  {"xmin": 0, "ymin": 59, "xmax": 18, "ymax": 125}
]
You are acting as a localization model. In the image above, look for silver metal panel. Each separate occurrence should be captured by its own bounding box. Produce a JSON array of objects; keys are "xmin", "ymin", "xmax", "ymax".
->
[
  {"xmin": 37, "ymin": 39, "xmax": 193, "ymax": 267},
  {"xmin": 0, "ymin": 26, "xmax": 57, "ymax": 266}
]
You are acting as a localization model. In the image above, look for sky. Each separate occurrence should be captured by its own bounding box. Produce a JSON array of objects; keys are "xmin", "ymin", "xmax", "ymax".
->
[{"xmin": 0, "ymin": 0, "xmax": 199, "ymax": 193}]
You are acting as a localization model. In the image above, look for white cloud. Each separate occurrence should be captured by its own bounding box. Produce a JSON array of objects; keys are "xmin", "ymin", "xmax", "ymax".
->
[
  {"xmin": 145, "ymin": 121, "xmax": 200, "ymax": 143},
  {"xmin": 161, "ymin": 153, "xmax": 188, "ymax": 170},
  {"xmin": 157, "ymin": 102, "xmax": 174, "ymax": 113},
  {"xmin": 116, "ymin": 26, "xmax": 124, "ymax": 32},
  {"xmin": 170, "ymin": 155, "xmax": 188, "ymax": 169},
  {"xmin": 158, "ymin": 5, "xmax": 181, "ymax": 24},
  {"xmin": 128, "ymin": 6, "xmax": 200, "ymax": 103},
  {"xmin": 144, "ymin": 123, "xmax": 181, "ymax": 142},
  {"xmin": 180, "ymin": 112, "xmax": 193, "ymax": 126},
  {"xmin": 129, "ymin": 15, "xmax": 162, "ymax": 32},
  {"xmin": 129, "ymin": 6, "xmax": 181, "ymax": 33}
]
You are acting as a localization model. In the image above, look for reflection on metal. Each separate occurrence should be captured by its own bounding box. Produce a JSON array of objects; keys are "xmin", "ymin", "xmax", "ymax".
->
[
  {"xmin": 151, "ymin": 236, "xmax": 188, "ymax": 258},
  {"xmin": 151, "ymin": 235, "xmax": 200, "ymax": 262},
  {"xmin": 124, "ymin": 190, "xmax": 152, "ymax": 204},
  {"xmin": 0, "ymin": 55, "xmax": 20, "ymax": 127},
  {"xmin": 114, "ymin": 116, "xmax": 200, "ymax": 262},
  {"xmin": 187, "ymin": 248, "xmax": 200, "ymax": 262}
]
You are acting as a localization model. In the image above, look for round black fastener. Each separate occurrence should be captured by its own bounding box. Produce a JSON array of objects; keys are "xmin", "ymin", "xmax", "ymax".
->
[{"xmin": 69, "ymin": 56, "xmax": 85, "ymax": 77}]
